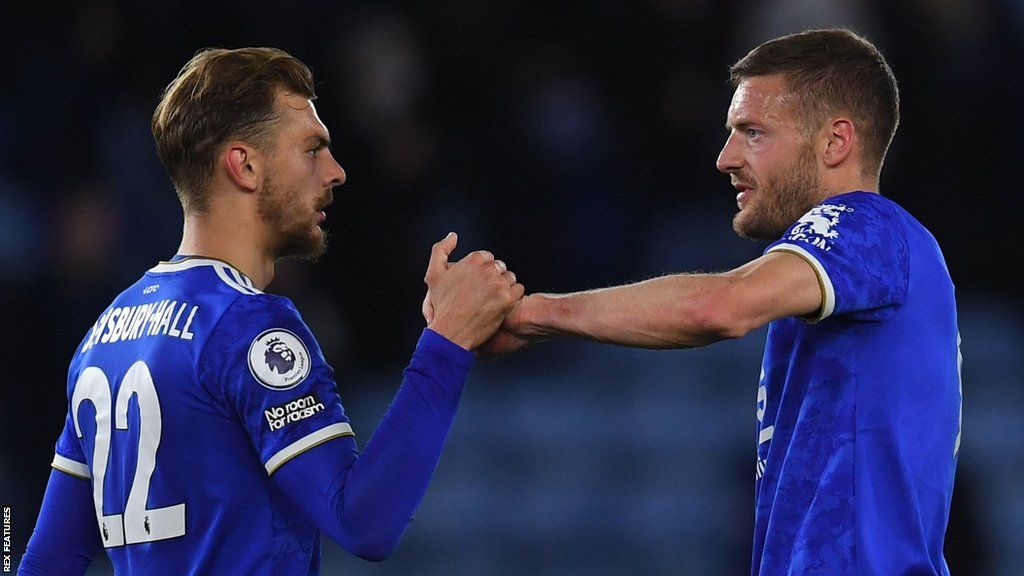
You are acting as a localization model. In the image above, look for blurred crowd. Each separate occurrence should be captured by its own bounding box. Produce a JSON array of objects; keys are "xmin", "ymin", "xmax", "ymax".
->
[{"xmin": 2, "ymin": 0, "xmax": 1022, "ymax": 573}]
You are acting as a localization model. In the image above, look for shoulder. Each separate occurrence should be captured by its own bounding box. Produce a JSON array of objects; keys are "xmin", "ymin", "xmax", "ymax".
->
[
  {"xmin": 818, "ymin": 190, "xmax": 905, "ymax": 225},
  {"xmin": 217, "ymin": 292, "xmax": 305, "ymax": 334},
  {"xmin": 204, "ymin": 292, "xmax": 321, "ymax": 389},
  {"xmin": 773, "ymin": 191, "xmax": 906, "ymax": 251}
]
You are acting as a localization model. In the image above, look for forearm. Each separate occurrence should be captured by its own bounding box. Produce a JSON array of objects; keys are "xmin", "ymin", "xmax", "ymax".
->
[
  {"xmin": 338, "ymin": 329, "xmax": 471, "ymax": 557},
  {"xmin": 522, "ymin": 274, "xmax": 747, "ymax": 349},
  {"xmin": 18, "ymin": 469, "xmax": 100, "ymax": 576},
  {"xmin": 276, "ymin": 328, "xmax": 472, "ymax": 561}
]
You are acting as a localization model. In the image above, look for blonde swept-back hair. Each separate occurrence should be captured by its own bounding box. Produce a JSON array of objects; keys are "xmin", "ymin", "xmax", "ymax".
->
[
  {"xmin": 152, "ymin": 47, "xmax": 316, "ymax": 213},
  {"xmin": 730, "ymin": 29, "xmax": 900, "ymax": 179}
]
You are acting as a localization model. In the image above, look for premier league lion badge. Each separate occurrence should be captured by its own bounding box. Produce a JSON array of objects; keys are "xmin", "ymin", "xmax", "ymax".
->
[{"xmin": 248, "ymin": 329, "xmax": 311, "ymax": 390}]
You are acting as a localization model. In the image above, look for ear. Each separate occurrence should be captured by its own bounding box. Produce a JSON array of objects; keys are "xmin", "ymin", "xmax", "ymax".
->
[
  {"xmin": 222, "ymin": 143, "xmax": 260, "ymax": 192},
  {"xmin": 821, "ymin": 118, "xmax": 855, "ymax": 168}
]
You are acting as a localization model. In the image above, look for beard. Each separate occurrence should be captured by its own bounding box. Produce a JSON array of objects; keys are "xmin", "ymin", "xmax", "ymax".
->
[
  {"xmin": 732, "ymin": 145, "xmax": 821, "ymax": 241},
  {"xmin": 257, "ymin": 174, "xmax": 329, "ymax": 260}
]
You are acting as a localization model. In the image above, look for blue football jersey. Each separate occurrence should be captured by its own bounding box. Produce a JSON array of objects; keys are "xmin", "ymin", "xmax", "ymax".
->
[
  {"xmin": 51, "ymin": 256, "xmax": 355, "ymax": 574},
  {"xmin": 752, "ymin": 191, "xmax": 961, "ymax": 575}
]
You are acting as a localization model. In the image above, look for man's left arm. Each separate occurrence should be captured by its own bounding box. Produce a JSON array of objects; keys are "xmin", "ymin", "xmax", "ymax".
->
[{"xmin": 270, "ymin": 328, "xmax": 472, "ymax": 561}]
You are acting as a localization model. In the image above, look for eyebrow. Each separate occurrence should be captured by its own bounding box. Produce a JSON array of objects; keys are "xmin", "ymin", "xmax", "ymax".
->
[
  {"xmin": 306, "ymin": 135, "xmax": 331, "ymax": 149},
  {"xmin": 725, "ymin": 120, "xmax": 760, "ymax": 132}
]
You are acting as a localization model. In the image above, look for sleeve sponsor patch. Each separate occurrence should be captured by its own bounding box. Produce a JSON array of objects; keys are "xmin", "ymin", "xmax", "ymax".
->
[
  {"xmin": 265, "ymin": 393, "xmax": 326, "ymax": 431},
  {"xmin": 247, "ymin": 329, "xmax": 311, "ymax": 390}
]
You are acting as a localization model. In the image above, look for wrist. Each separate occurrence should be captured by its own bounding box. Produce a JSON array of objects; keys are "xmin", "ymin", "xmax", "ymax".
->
[
  {"xmin": 419, "ymin": 328, "xmax": 476, "ymax": 367},
  {"xmin": 520, "ymin": 293, "xmax": 559, "ymax": 339},
  {"xmin": 426, "ymin": 317, "xmax": 475, "ymax": 351}
]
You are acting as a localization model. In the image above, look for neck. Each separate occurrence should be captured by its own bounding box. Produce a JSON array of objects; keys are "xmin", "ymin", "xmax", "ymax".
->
[
  {"xmin": 178, "ymin": 209, "xmax": 275, "ymax": 290},
  {"xmin": 820, "ymin": 168, "xmax": 880, "ymax": 200}
]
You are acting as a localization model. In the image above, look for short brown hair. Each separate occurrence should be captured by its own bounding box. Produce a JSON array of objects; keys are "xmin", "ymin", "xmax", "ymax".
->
[
  {"xmin": 152, "ymin": 47, "xmax": 316, "ymax": 213},
  {"xmin": 730, "ymin": 29, "xmax": 899, "ymax": 177}
]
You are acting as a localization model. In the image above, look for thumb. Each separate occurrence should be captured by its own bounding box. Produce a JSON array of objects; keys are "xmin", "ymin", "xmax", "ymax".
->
[
  {"xmin": 422, "ymin": 289, "xmax": 435, "ymax": 323},
  {"xmin": 425, "ymin": 231, "xmax": 457, "ymax": 283}
]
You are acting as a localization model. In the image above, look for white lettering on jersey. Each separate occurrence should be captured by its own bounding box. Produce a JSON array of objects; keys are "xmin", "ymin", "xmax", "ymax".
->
[
  {"xmin": 756, "ymin": 367, "xmax": 772, "ymax": 480},
  {"xmin": 82, "ymin": 301, "xmax": 201, "ymax": 353},
  {"xmin": 264, "ymin": 394, "xmax": 326, "ymax": 431},
  {"xmin": 72, "ymin": 361, "xmax": 186, "ymax": 547}
]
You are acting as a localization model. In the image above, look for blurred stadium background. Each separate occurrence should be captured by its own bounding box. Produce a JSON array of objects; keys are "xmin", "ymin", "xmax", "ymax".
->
[{"xmin": 2, "ymin": 0, "xmax": 1022, "ymax": 574}]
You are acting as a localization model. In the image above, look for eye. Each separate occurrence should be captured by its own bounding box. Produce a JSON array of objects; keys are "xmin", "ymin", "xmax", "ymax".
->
[
  {"xmin": 308, "ymin": 147, "xmax": 320, "ymax": 158},
  {"xmin": 746, "ymin": 128, "xmax": 762, "ymax": 139}
]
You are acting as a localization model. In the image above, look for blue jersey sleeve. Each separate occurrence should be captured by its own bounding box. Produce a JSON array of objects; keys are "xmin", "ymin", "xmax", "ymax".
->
[
  {"xmin": 52, "ymin": 413, "xmax": 91, "ymax": 480},
  {"xmin": 272, "ymin": 328, "xmax": 475, "ymax": 561},
  {"xmin": 18, "ymin": 470, "xmax": 101, "ymax": 576},
  {"xmin": 766, "ymin": 192, "xmax": 909, "ymax": 323},
  {"xmin": 199, "ymin": 294, "xmax": 353, "ymax": 475},
  {"xmin": 51, "ymin": 353, "xmax": 92, "ymax": 479}
]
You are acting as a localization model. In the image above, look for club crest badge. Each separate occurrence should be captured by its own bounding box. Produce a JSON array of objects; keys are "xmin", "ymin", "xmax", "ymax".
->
[
  {"xmin": 248, "ymin": 329, "xmax": 311, "ymax": 390},
  {"xmin": 786, "ymin": 203, "xmax": 854, "ymax": 252}
]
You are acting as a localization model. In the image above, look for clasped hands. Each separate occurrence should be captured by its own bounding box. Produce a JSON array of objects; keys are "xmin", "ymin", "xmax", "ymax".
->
[{"xmin": 421, "ymin": 232, "xmax": 534, "ymax": 357}]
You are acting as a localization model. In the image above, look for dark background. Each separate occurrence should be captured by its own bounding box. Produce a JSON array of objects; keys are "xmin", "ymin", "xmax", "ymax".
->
[{"xmin": 2, "ymin": 1, "xmax": 1021, "ymax": 574}]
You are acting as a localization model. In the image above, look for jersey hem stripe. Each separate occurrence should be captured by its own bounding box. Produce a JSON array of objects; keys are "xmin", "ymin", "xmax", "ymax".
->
[
  {"xmin": 264, "ymin": 423, "xmax": 355, "ymax": 475},
  {"xmin": 767, "ymin": 244, "xmax": 835, "ymax": 321},
  {"xmin": 52, "ymin": 454, "xmax": 91, "ymax": 479}
]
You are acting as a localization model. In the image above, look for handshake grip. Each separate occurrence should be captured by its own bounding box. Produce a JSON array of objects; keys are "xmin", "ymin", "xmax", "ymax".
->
[{"xmin": 423, "ymin": 232, "xmax": 525, "ymax": 352}]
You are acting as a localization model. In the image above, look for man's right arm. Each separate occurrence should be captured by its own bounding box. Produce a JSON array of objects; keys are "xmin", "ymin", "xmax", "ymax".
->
[
  {"xmin": 494, "ymin": 250, "xmax": 823, "ymax": 351},
  {"xmin": 18, "ymin": 470, "xmax": 101, "ymax": 576}
]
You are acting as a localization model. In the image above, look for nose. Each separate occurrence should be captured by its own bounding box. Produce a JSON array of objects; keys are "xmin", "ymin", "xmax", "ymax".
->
[
  {"xmin": 326, "ymin": 151, "xmax": 346, "ymax": 188},
  {"xmin": 716, "ymin": 132, "xmax": 742, "ymax": 174}
]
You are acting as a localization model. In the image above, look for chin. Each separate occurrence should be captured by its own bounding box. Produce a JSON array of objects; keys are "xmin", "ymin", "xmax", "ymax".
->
[
  {"xmin": 733, "ymin": 214, "xmax": 774, "ymax": 241},
  {"xmin": 306, "ymin": 229, "xmax": 329, "ymax": 259},
  {"xmin": 732, "ymin": 213, "xmax": 752, "ymax": 237},
  {"xmin": 275, "ymin": 229, "xmax": 328, "ymax": 261}
]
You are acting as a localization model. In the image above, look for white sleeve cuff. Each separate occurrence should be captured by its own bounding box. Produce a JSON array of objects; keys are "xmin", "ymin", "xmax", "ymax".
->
[
  {"xmin": 767, "ymin": 243, "xmax": 835, "ymax": 322},
  {"xmin": 52, "ymin": 454, "xmax": 91, "ymax": 479},
  {"xmin": 264, "ymin": 422, "xmax": 355, "ymax": 475}
]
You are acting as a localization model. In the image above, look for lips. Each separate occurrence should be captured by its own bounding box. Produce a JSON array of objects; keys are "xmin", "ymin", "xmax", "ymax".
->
[
  {"xmin": 316, "ymin": 197, "xmax": 332, "ymax": 224},
  {"xmin": 733, "ymin": 183, "xmax": 753, "ymax": 207}
]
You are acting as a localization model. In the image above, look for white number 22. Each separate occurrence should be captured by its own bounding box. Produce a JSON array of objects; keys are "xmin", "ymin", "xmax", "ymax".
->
[{"xmin": 71, "ymin": 361, "xmax": 186, "ymax": 548}]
